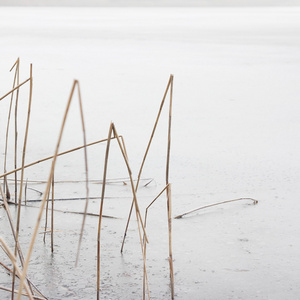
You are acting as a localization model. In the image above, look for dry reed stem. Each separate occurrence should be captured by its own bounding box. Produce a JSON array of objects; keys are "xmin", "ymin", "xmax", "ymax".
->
[
  {"xmin": 14, "ymin": 58, "xmax": 20, "ymax": 204},
  {"xmin": 174, "ymin": 198, "xmax": 259, "ymax": 219},
  {"xmin": 1, "ymin": 200, "xmax": 117, "ymax": 218},
  {"xmin": 13, "ymin": 64, "xmax": 33, "ymax": 299},
  {"xmin": 5, "ymin": 180, "xmax": 10, "ymax": 200},
  {"xmin": 137, "ymin": 75, "xmax": 173, "ymax": 189},
  {"xmin": 51, "ymin": 174, "xmax": 54, "ymax": 252},
  {"xmin": 0, "ymin": 78, "xmax": 30, "ymax": 102},
  {"xmin": 47, "ymin": 207, "xmax": 116, "ymax": 218},
  {"xmin": 97, "ymin": 122, "xmax": 113, "ymax": 300},
  {"xmin": 143, "ymin": 75, "xmax": 174, "ymax": 299},
  {"xmin": 142, "ymin": 184, "xmax": 170, "ymax": 300},
  {"xmin": 25, "ymin": 179, "xmax": 28, "ymax": 205},
  {"xmin": 121, "ymin": 75, "xmax": 172, "ymax": 253},
  {"xmin": 0, "ymin": 237, "xmax": 34, "ymax": 300},
  {"xmin": 97, "ymin": 123, "xmax": 149, "ymax": 299},
  {"xmin": 3, "ymin": 177, "xmax": 153, "ymax": 188},
  {"xmin": 166, "ymin": 75, "xmax": 173, "ymax": 186},
  {"xmin": 135, "ymin": 204, "xmax": 150, "ymax": 300},
  {"xmin": 9, "ymin": 58, "xmax": 19, "ymax": 71},
  {"xmin": 75, "ymin": 82, "xmax": 89, "ymax": 266},
  {"xmin": 0, "ymin": 244, "xmax": 10, "ymax": 258},
  {"xmin": 167, "ymin": 184, "xmax": 174, "ymax": 299},
  {"xmin": 144, "ymin": 184, "xmax": 170, "ymax": 227},
  {"xmin": 111, "ymin": 124, "xmax": 150, "ymax": 299},
  {"xmin": 16, "ymin": 80, "xmax": 79, "ymax": 300},
  {"xmin": 166, "ymin": 76, "xmax": 174, "ymax": 299},
  {"xmin": 43, "ymin": 184, "xmax": 51, "ymax": 243},
  {"xmin": 0, "ymin": 137, "xmax": 121, "ymax": 180},
  {"xmin": 17, "ymin": 64, "xmax": 33, "ymax": 205},
  {"xmin": 112, "ymin": 124, "xmax": 148, "ymax": 243},
  {"xmin": 3, "ymin": 59, "xmax": 19, "ymax": 200},
  {"xmin": 0, "ymin": 261, "xmax": 14, "ymax": 274},
  {"xmin": 120, "ymin": 135, "xmax": 128, "ymax": 160},
  {"xmin": 4, "ymin": 59, "xmax": 19, "ymax": 300}
]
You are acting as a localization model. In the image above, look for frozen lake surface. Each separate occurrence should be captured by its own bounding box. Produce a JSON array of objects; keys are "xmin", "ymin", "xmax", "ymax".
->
[{"xmin": 1, "ymin": 6, "xmax": 300, "ymax": 299}]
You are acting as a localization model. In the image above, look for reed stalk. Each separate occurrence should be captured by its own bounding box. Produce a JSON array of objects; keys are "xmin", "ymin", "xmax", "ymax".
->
[
  {"xmin": 97, "ymin": 123, "xmax": 149, "ymax": 299},
  {"xmin": 75, "ymin": 82, "xmax": 89, "ymax": 265},
  {"xmin": 142, "ymin": 184, "xmax": 170, "ymax": 299},
  {"xmin": 3, "ymin": 59, "xmax": 19, "ymax": 200},
  {"xmin": 97, "ymin": 122, "xmax": 113, "ymax": 300},
  {"xmin": 4, "ymin": 59, "xmax": 19, "ymax": 300},
  {"xmin": 166, "ymin": 76, "xmax": 174, "ymax": 299},
  {"xmin": 121, "ymin": 75, "xmax": 173, "ymax": 253},
  {"xmin": 0, "ymin": 78, "xmax": 30, "ymax": 102},
  {"xmin": 111, "ymin": 124, "xmax": 150, "ymax": 299},
  {"xmin": 167, "ymin": 184, "xmax": 174, "ymax": 299},
  {"xmin": 25, "ymin": 179, "xmax": 28, "ymax": 205},
  {"xmin": 51, "ymin": 174, "xmax": 54, "ymax": 253},
  {"xmin": 112, "ymin": 124, "xmax": 148, "ymax": 243},
  {"xmin": 0, "ymin": 137, "xmax": 120, "ymax": 179},
  {"xmin": 43, "ymin": 184, "xmax": 51, "ymax": 243},
  {"xmin": 14, "ymin": 58, "xmax": 20, "ymax": 204},
  {"xmin": 174, "ymin": 198, "xmax": 259, "ymax": 219},
  {"xmin": 16, "ymin": 80, "xmax": 79, "ymax": 300},
  {"xmin": 3, "ymin": 177, "xmax": 152, "ymax": 185},
  {"xmin": 14, "ymin": 64, "xmax": 33, "ymax": 299}
]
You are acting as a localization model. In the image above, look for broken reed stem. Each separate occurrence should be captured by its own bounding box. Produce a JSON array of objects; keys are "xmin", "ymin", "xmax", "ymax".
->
[
  {"xmin": 97, "ymin": 123, "xmax": 149, "ymax": 299},
  {"xmin": 142, "ymin": 184, "xmax": 170, "ymax": 300},
  {"xmin": 120, "ymin": 135, "xmax": 128, "ymax": 160},
  {"xmin": 111, "ymin": 124, "xmax": 150, "ymax": 299},
  {"xmin": 0, "ymin": 137, "xmax": 123, "ymax": 180},
  {"xmin": 97, "ymin": 123, "xmax": 113, "ymax": 300},
  {"xmin": 174, "ymin": 198, "xmax": 259, "ymax": 219},
  {"xmin": 112, "ymin": 124, "xmax": 148, "ymax": 241},
  {"xmin": 121, "ymin": 75, "xmax": 172, "ymax": 253},
  {"xmin": 75, "ymin": 82, "xmax": 89, "ymax": 266},
  {"xmin": 0, "ymin": 77, "xmax": 30, "ymax": 102},
  {"xmin": 0, "ymin": 237, "xmax": 34, "ymax": 300},
  {"xmin": 16, "ymin": 80, "xmax": 78, "ymax": 300}
]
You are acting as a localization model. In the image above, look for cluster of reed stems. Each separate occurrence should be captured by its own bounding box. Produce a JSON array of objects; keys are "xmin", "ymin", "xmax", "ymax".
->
[{"xmin": 0, "ymin": 60, "xmax": 175, "ymax": 299}]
